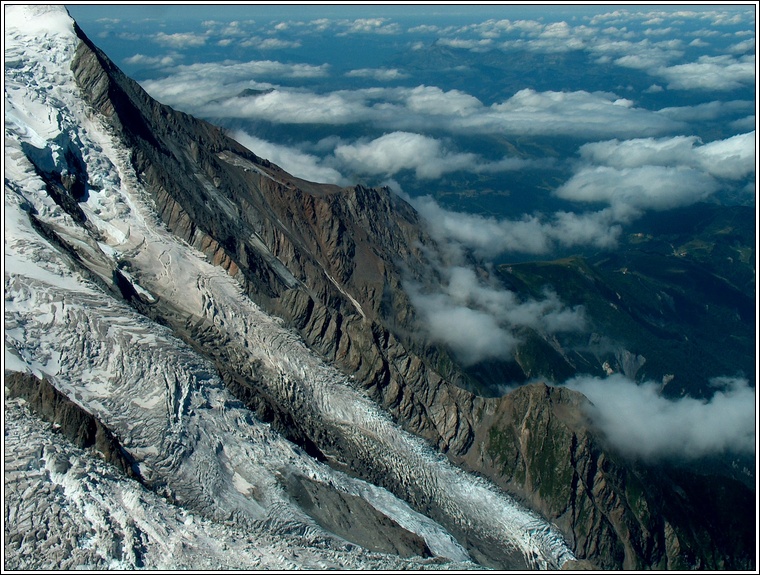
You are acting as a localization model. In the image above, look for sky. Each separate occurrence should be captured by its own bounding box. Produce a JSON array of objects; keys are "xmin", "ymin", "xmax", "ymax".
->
[{"xmin": 60, "ymin": 2, "xmax": 757, "ymax": 460}]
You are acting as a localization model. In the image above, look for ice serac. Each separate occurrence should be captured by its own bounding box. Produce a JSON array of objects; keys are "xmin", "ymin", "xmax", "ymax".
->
[{"xmin": 4, "ymin": 5, "xmax": 754, "ymax": 571}]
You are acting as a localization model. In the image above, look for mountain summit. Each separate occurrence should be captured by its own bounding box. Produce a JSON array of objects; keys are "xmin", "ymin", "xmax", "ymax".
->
[{"xmin": 4, "ymin": 6, "xmax": 754, "ymax": 570}]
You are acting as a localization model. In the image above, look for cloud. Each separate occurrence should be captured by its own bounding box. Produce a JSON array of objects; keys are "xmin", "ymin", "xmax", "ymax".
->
[
  {"xmin": 557, "ymin": 132, "xmax": 755, "ymax": 210},
  {"xmin": 337, "ymin": 18, "xmax": 401, "ymax": 36},
  {"xmin": 656, "ymin": 99, "xmax": 755, "ymax": 122},
  {"xmin": 141, "ymin": 72, "xmax": 686, "ymax": 138},
  {"xmin": 403, "ymin": 85, "xmax": 483, "ymax": 117},
  {"xmin": 688, "ymin": 37, "xmax": 710, "ymax": 47},
  {"xmin": 231, "ymin": 130, "xmax": 349, "ymax": 186},
  {"xmin": 410, "ymin": 196, "xmax": 624, "ymax": 258},
  {"xmin": 207, "ymin": 89, "xmax": 368, "ymax": 124},
  {"xmin": 429, "ymin": 10, "xmax": 754, "ymax": 87},
  {"xmin": 334, "ymin": 132, "xmax": 475, "ymax": 179},
  {"xmin": 406, "ymin": 132, "xmax": 754, "ymax": 259},
  {"xmin": 564, "ymin": 374, "xmax": 756, "ymax": 460},
  {"xmin": 123, "ymin": 53, "xmax": 178, "ymax": 68},
  {"xmin": 247, "ymin": 37, "xmax": 302, "ymax": 50},
  {"xmin": 729, "ymin": 115, "xmax": 756, "ymax": 131},
  {"xmin": 692, "ymin": 131, "xmax": 756, "ymax": 179},
  {"xmin": 727, "ymin": 37, "xmax": 755, "ymax": 54},
  {"xmin": 555, "ymin": 165, "xmax": 719, "ymax": 211},
  {"xmin": 407, "ymin": 266, "xmax": 586, "ymax": 365},
  {"xmin": 139, "ymin": 60, "xmax": 330, "ymax": 110},
  {"xmin": 345, "ymin": 67, "xmax": 409, "ymax": 81},
  {"xmin": 654, "ymin": 54, "xmax": 755, "ymax": 91},
  {"xmin": 589, "ymin": 38, "xmax": 684, "ymax": 70},
  {"xmin": 153, "ymin": 31, "xmax": 208, "ymax": 48},
  {"xmin": 643, "ymin": 26, "xmax": 674, "ymax": 37},
  {"xmin": 210, "ymin": 20, "xmax": 249, "ymax": 38},
  {"xmin": 332, "ymin": 132, "xmax": 536, "ymax": 180},
  {"xmin": 577, "ymin": 131, "xmax": 756, "ymax": 177},
  {"xmin": 476, "ymin": 89, "xmax": 683, "ymax": 138},
  {"xmin": 436, "ymin": 37, "xmax": 494, "ymax": 52}
]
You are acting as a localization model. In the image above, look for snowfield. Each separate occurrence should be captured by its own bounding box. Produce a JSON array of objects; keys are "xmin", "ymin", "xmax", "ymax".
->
[{"xmin": 4, "ymin": 5, "xmax": 575, "ymax": 570}]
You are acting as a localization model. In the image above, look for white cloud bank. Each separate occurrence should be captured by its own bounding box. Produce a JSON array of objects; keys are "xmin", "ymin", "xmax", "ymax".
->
[
  {"xmin": 333, "ymin": 132, "xmax": 538, "ymax": 180},
  {"xmin": 412, "ymin": 196, "xmax": 623, "ymax": 258},
  {"xmin": 405, "ymin": 131, "xmax": 754, "ymax": 260},
  {"xmin": 227, "ymin": 130, "xmax": 540, "ymax": 186},
  {"xmin": 565, "ymin": 374, "xmax": 756, "ymax": 460},
  {"xmin": 555, "ymin": 165, "xmax": 720, "ymax": 211},
  {"xmin": 141, "ymin": 71, "xmax": 687, "ymax": 139},
  {"xmin": 345, "ymin": 67, "xmax": 409, "ymax": 81},
  {"xmin": 576, "ymin": 132, "xmax": 756, "ymax": 179},
  {"xmin": 655, "ymin": 54, "xmax": 756, "ymax": 91},
  {"xmin": 557, "ymin": 132, "xmax": 756, "ymax": 211},
  {"xmin": 408, "ymin": 266, "xmax": 585, "ymax": 365},
  {"xmin": 231, "ymin": 130, "xmax": 349, "ymax": 186}
]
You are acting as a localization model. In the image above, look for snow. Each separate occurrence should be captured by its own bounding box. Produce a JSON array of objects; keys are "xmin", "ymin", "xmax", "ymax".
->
[
  {"xmin": 6, "ymin": 398, "xmax": 464, "ymax": 571},
  {"xmin": 3, "ymin": 4, "xmax": 576, "ymax": 570},
  {"xmin": 4, "ymin": 5, "xmax": 77, "ymax": 39}
]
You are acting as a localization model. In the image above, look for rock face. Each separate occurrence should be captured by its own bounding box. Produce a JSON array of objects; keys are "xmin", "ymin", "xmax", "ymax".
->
[
  {"xmin": 462, "ymin": 383, "xmax": 755, "ymax": 570},
  {"xmin": 8, "ymin": 14, "xmax": 751, "ymax": 570},
  {"xmin": 70, "ymin": 22, "xmax": 479, "ymax": 462},
  {"xmin": 284, "ymin": 474, "xmax": 433, "ymax": 559},
  {"xmin": 4, "ymin": 372, "xmax": 138, "ymax": 480}
]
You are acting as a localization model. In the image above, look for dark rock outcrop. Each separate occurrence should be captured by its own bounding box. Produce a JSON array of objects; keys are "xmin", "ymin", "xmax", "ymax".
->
[
  {"xmin": 4, "ymin": 371, "xmax": 139, "ymax": 479},
  {"xmin": 284, "ymin": 474, "xmax": 433, "ymax": 559},
  {"xmin": 461, "ymin": 382, "xmax": 756, "ymax": 570}
]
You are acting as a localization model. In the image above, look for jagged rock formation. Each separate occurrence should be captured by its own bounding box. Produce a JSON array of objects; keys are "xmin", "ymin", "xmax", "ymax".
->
[
  {"xmin": 5, "ymin": 7, "xmax": 754, "ymax": 570},
  {"xmin": 462, "ymin": 383, "xmax": 756, "ymax": 569},
  {"xmin": 70, "ymin": 21, "xmax": 480, "ymax": 461},
  {"xmin": 5, "ymin": 372, "xmax": 138, "ymax": 479}
]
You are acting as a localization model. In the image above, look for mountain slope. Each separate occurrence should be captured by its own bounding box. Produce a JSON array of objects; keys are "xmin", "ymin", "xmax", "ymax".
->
[
  {"xmin": 4, "ymin": 6, "xmax": 573, "ymax": 570},
  {"xmin": 4, "ymin": 5, "xmax": 755, "ymax": 571}
]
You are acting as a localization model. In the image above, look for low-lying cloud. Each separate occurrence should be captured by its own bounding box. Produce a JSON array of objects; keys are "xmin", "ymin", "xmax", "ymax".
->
[
  {"xmin": 555, "ymin": 165, "xmax": 720, "ymax": 211},
  {"xmin": 557, "ymin": 132, "xmax": 756, "ymax": 211},
  {"xmin": 345, "ymin": 67, "xmax": 409, "ymax": 81},
  {"xmin": 229, "ymin": 130, "xmax": 540, "ymax": 186},
  {"xmin": 655, "ymin": 54, "xmax": 756, "ymax": 91},
  {"xmin": 407, "ymin": 266, "xmax": 586, "ymax": 365},
  {"xmin": 565, "ymin": 374, "xmax": 756, "ymax": 460},
  {"xmin": 333, "ymin": 132, "xmax": 537, "ymax": 180},
  {"xmin": 153, "ymin": 31, "xmax": 207, "ymax": 48},
  {"xmin": 123, "ymin": 53, "xmax": 178, "ymax": 68},
  {"xmin": 424, "ymin": 9, "xmax": 754, "ymax": 92},
  {"xmin": 405, "ymin": 131, "xmax": 753, "ymax": 260},
  {"xmin": 141, "ymin": 72, "xmax": 687, "ymax": 139},
  {"xmin": 231, "ymin": 130, "xmax": 349, "ymax": 186},
  {"xmin": 577, "ymin": 132, "xmax": 756, "ymax": 179},
  {"xmin": 411, "ymin": 195, "xmax": 624, "ymax": 258}
]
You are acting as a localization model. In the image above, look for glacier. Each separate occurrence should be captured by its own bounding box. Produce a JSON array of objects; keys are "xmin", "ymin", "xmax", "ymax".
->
[{"xmin": 4, "ymin": 5, "xmax": 577, "ymax": 570}]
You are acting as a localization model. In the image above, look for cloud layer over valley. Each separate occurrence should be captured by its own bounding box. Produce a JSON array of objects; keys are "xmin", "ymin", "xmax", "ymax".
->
[
  {"xmin": 406, "ymin": 266, "xmax": 586, "ymax": 366},
  {"xmin": 565, "ymin": 374, "xmax": 756, "ymax": 460}
]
